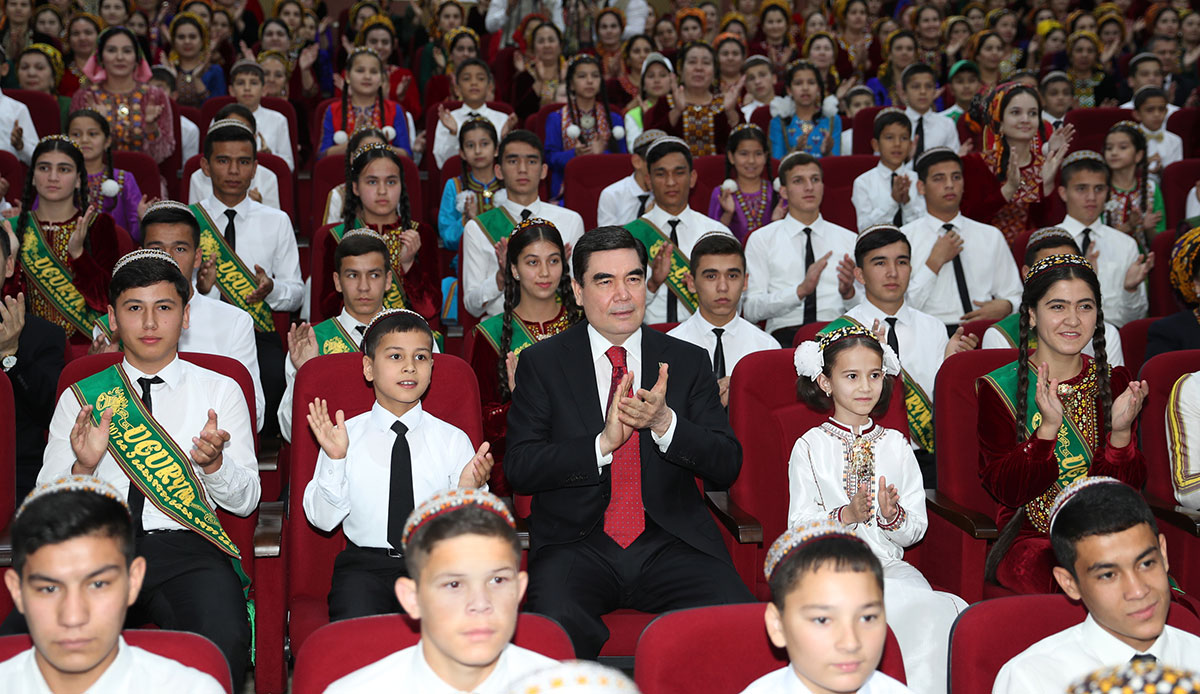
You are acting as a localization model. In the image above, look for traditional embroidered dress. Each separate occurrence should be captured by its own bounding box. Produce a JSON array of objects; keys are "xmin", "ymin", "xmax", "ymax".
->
[
  {"xmin": 1067, "ymin": 69, "xmax": 1106, "ymax": 108},
  {"xmin": 769, "ymin": 112, "xmax": 841, "ymax": 159},
  {"xmin": 544, "ymin": 105, "xmax": 626, "ymax": 199},
  {"xmin": 437, "ymin": 173, "xmax": 502, "ymax": 251},
  {"xmin": 1103, "ymin": 179, "xmax": 1166, "ymax": 247},
  {"xmin": 88, "ymin": 169, "xmax": 144, "ymax": 241},
  {"xmin": 318, "ymin": 98, "xmax": 410, "ymax": 157},
  {"xmin": 977, "ymin": 356, "xmax": 1146, "ymax": 594},
  {"xmin": 173, "ymin": 62, "xmax": 226, "ymax": 107},
  {"xmin": 69, "ymin": 84, "xmax": 176, "ymax": 164},
  {"xmin": 787, "ymin": 418, "xmax": 964, "ymax": 694},
  {"xmin": 998, "ymin": 47, "xmax": 1025, "ymax": 80},
  {"xmin": 981, "ymin": 145, "xmax": 1046, "ymax": 245},
  {"xmin": 646, "ymin": 92, "xmax": 736, "ymax": 157},
  {"xmin": 706, "ymin": 181, "xmax": 774, "ymax": 242}
]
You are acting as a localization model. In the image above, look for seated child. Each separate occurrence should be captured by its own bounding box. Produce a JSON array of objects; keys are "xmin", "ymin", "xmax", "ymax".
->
[
  {"xmin": 430, "ymin": 58, "xmax": 514, "ymax": 170},
  {"xmin": 740, "ymin": 520, "xmax": 913, "ymax": 693},
  {"xmin": 788, "ymin": 326, "xmax": 964, "ymax": 694},
  {"xmin": 229, "ymin": 59, "xmax": 295, "ymax": 171},
  {"xmin": 851, "ymin": 109, "xmax": 924, "ymax": 231},
  {"xmin": 0, "ymin": 477, "xmax": 224, "ymax": 692},
  {"xmin": 302, "ymin": 308, "xmax": 494, "ymax": 622},
  {"xmin": 994, "ymin": 477, "xmax": 1200, "ymax": 693},
  {"xmin": 842, "ymin": 85, "xmax": 877, "ymax": 154},
  {"xmin": 939, "ymin": 60, "xmax": 980, "ymax": 123},
  {"xmin": 438, "ymin": 117, "xmax": 501, "ymax": 254},
  {"xmin": 325, "ymin": 488, "xmax": 557, "ymax": 692},
  {"xmin": 1039, "ymin": 71, "xmax": 1072, "ymax": 129},
  {"xmin": 1132, "ymin": 86, "xmax": 1183, "ymax": 187}
]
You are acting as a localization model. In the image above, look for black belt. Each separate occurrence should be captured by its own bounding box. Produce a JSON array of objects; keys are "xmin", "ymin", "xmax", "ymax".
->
[{"xmin": 346, "ymin": 541, "xmax": 404, "ymax": 559}]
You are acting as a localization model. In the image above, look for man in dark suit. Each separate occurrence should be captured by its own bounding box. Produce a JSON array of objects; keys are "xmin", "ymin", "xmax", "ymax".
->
[
  {"xmin": 506, "ymin": 225, "xmax": 754, "ymax": 659},
  {"xmin": 0, "ymin": 223, "xmax": 66, "ymax": 501}
]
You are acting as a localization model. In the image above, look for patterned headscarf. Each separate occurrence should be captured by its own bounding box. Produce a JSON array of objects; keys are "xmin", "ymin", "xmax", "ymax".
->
[
  {"xmin": 1171, "ymin": 227, "xmax": 1200, "ymax": 307},
  {"xmin": 22, "ymin": 43, "xmax": 64, "ymax": 84}
]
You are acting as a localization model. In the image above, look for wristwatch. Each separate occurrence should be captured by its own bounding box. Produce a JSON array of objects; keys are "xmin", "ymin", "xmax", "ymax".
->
[{"xmin": 1, "ymin": 354, "xmax": 15, "ymax": 372}]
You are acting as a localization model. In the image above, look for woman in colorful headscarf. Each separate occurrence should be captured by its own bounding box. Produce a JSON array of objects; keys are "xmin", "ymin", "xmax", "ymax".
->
[
  {"xmin": 758, "ymin": 0, "xmax": 796, "ymax": 78},
  {"xmin": 0, "ymin": 0, "xmax": 33, "ymax": 87},
  {"xmin": 911, "ymin": 4, "xmax": 944, "ymax": 79},
  {"xmin": 594, "ymin": 6, "xmax": 625, "ymax": 80},
  {"xmin": 866, "ymin": 29, "xmax": 915, "ymax": 107},
  {"xmin": 1061, "ymin": 31, "xmax": 1117, "ymax": 108},
  {"xmin": 1025, "ymin": 19, "xmax": 1064, "ymax": 72},
  {"xmin": 417, "ymin": 0, "xmax": 465, "ymax": 90},
  {"xmin": 512, "ymin": 20, "xmax": 566, "ymax": 122},
  {"xmin": 715, "ymin": 32, "xmax": 747, "ymax": 95},
  {"xmin": 968, "ymin": 30, "xmax": 1005, "ymax": 93},
  {"xmin": 70, "ymin": 26, "xmax": 174, "ymax": 164},
  {"xmin": 59, "ymin": 13, "xmax": 102, "ymax": 98},
  {"xmin": 986, "ymin": 8, "xmax": 1024, "ymax": 80},
  {"xmin": 645, "ymin": 41, "xmax": 744, "ymax": 156},
  {"xmin": 803, "ymin": 31, "xmax": 847, "ymax": 98},
  {"xmin": 606, "ymin": 33, "xmax": 653, "ymax": 111},
  {"xmin": 16, "ymin": 43, "xmax": 71, "ymax": 124},
  {"xmin": 1145, "ymin": 227, "xmax": 1200, "ymax": 361},
  {"xmin": 963, "ymin": 1, "xmax": 986, "ymax": 33},
  {"xmin": 355, "ymin": 14, "xmax": 420, "ymax": 121},
  {"xmin": 962, "ymin": 83, "xmax": 1073, "ymax": 245},
  {"xmin": 1144, "ymin": 3, "xmax": 1181, "ymax": 42},
  {"xmin": 168, "ymin": 12, "xmax": 226, "ymax": 106},
  {"xmin": 33, "ymin": 5, "xmax": 65, "ymax": 41},
  {"xmin": 252, "ymin": 18, "xmax": 320, "ymax": 101},
  {"xmin": 835, "ymin": 0, "xmax": 872, "ymax": 79},
  {"xmin": 1095, "ymin": 13, "xmax": 1131, "ymax": 73},
  {"xmin": 676, "ymin": 8, "xmax": 706, "ymax": 45},
  {"xmin": 719, "ymin": 11, "xmax": 750, "ymax": 43}
]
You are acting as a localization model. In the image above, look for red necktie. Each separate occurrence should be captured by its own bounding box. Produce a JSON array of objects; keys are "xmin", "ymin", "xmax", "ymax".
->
[{"xmin": 604, "ymin": 345, "xmax": 644, "ymax": 548}]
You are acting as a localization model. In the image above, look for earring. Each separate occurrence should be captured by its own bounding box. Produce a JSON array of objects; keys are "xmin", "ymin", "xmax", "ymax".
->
[{"xmin": 514, "ymin": 274, "xmax": 521, "ymax": 280}]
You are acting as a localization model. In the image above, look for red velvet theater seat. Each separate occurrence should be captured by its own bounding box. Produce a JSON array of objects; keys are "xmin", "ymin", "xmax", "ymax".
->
[
  {"xmin": 819, "ymin": 155, "xmax": 879, "ymax": 232},
  {"xmin": 564, "ymin": 153, "xmax": 633, "ymax": 230}
]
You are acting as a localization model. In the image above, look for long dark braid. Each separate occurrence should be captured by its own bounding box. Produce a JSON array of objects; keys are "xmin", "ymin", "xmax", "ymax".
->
[
  {"xmin": 496, "ymin": 221, "xmax": 582, "ymax": 401},
  {"xmin": 1107, "ymin": 123, "xmax": 1151, "ymax": 237},
  {"xmin": 67, "ymin": 110, "xmax": 115, "ymax": 206}
]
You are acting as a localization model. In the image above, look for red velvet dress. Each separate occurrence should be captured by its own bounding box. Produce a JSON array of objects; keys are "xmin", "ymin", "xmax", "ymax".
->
[
  {"xmin": 977, "ymin": 356, "xmax": 1146, "ymax": 593},
  {"xmin": 645, "ymin": 92, "xmax": 738, "ymax": 156}
]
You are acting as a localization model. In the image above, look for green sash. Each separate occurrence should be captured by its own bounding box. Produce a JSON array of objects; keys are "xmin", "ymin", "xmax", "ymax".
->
[
  {"xmin": 311, "ymin": 317, "xmax": 359, "ymax": 355},
  {"xmin": 329, "ymin": 222, "xmax": 409, "ymax": 311},
  {"xmin": 819, "ymin": 316, "xmax": 935, "ymax": 452},
  {"xmin": 475, "ymin": 313, "xmax": 539, "ymax": 358},
  {"xmin": 15, "ymin": 216, "xmax": 106, "ymax": 336},
  {"xmin": 624, "ymin": 218, "xmax": 698, "ymax": 314},
  {"xmin": 476, "ymin": 207, "xmax": 519, "ymax": 245},
  {"xmin": 992, "ymin": 314, "xmax": 1024, "ymax": 349},
  {"xmin": 190, "ymin": 205, "xmax": 275, "ymax": 333},
  {"xmin": 94, "ymin": 314, "xmax": 117, "ymax": 342}
]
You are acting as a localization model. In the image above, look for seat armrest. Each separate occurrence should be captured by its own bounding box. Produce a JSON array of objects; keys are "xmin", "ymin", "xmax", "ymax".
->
[
  {"xmin": 515, "ymin": 516, "xmax": 531, "ymax": 550},
  {"xmin": 254, "ymin": 501, "xmax": 284, "ymax": 558},
  {"xmin": 925, "ymin": 490, "xmax": 999, "ymax": 540},
  {"xmin": 706, "ymin": 491, "xmax": 763, "ymax": 544},
  {"xmin": 1147, "ymin": 493, "xmax": 1200, "ymax": 537}
]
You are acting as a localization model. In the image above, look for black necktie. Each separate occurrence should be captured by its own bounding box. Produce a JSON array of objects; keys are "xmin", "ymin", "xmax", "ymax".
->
[
  {"xmin": 1130, "ymin": 654, "xmax": 1157, "ymax": 665},
  {"xmin": 386, "ymin": 421, "xmax": 414, "ymax": 552},
  {"xmin": 130, "ymin": 376, "xmax": 164, "ymax": 536},
  {"xmin": 712, "ymin": 327, "xmax": 726, "ymax": 378},
  {"xmin": 354, "ymin": 325, "xmax": 365, "ymax": 343},
  {"xmin": 520, "ymin": 208, "xmax": 532, "ymax": 222},
  {"xmin": 945, "ymin": 224, "xmax": 972, "ymax": 316},
  {"xmin": 885, "ymin": 317, "xmax": 900, "ymax": 358},
  {"xmin": 1053, "ymin": 119, "xmax": 1063, "ymax": 129},
  {"xmin": 636, "ymin": 193, "xmax": 650, "ymax": 218},
  {"xmin": 1081, "ymin": 227, "xmax": 1093, "ymax": 257},
  {"xmin": 802, "ymin": 226, "xmax": 817, "ymax": 325},
  {"xmin": 223, "ymin": 209, "xmax": 237, "ymax": 250},
  {"xmin": 667, "ymin": 219, "xmax": 681, "ymax": 322},
  {"xmin": 891, "ymin": 173, "xmax": 904, "ymax": 226},
  {"xmin": 914, "ymin": 115, "xmax": 925, "ymax": 159}
]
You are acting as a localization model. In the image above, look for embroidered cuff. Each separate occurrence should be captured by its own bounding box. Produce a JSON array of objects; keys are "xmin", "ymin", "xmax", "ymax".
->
[{"xmin": 878, "ymin": 505, "xmax": 907, "ymax": 531}]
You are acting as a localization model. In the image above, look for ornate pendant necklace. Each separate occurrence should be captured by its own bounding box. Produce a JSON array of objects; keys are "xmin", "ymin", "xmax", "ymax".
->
[{"xmin": 733, "ymin": 181, "xmax": 770, "ymax": 230}]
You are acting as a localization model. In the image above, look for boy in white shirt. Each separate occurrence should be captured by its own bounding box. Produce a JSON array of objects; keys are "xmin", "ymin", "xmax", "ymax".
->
[
  {"xmin": 842, "ymin": 85, "xmax": 876, "ymax": 154},
  {"xmin": 187, "ymin": 104, "xmax": 281, "ymax": 210},
  {"xmin": 994, "ymin": 477, "xmax": 1200, "ymax": 694},
  {"xmin": 596, "ymin": 128, "xmax": 663, "ymax": 227},
  {"xmin": 740, "ymin": 55, "xmax": 777, "ymax": 124},
  {"xmin": 740, "ymin": 521, "xmax": 913, "ymax": 694},
  {"xmin": 745, "ymin": 152, "xmax": 858, "ymax": 346},
  {"xmin": 431, "ymin": 58, "xmax": 515, "ymax": 170},
  {"xmin": 229, "ymin": 60, "xmax": 295, "ymax": 171},
  {"xmin": 901, "ymin": 63, "xmax": 958, "ymax": 158},
  {"xmin": 1040, "ymin": 71, "xmax": 1073, "ymax": 129},
  {"xmin": 851, "ymin": 109, "xmax": 924, "ymax": 231},
  {"xmin": 0, "ymin": 477, "xmax": 225, "ymax": 694},
  {"xmin": 1119, "ymin": 53, "xmax": 1180, "ymax": 121},
  {"xmin": 325, "ymin": 488, "xmax": 557, "ymax": 693},
  {"xmin": 304, "ymin": 309, "xmax": 494, "ymax": 621},
  {"xmin": 940, "ymin": 60, "xmax": 980, "ymax": 123},
  {"xmin": 0, "ymin": 86, "xmax": 38, "ymax": 164},
  {"xmin": 1132, "ymin": 86, "xmax": 1184, "ymax": 185},
  {"xmin": 668, "ymin": 232, "xmax": 778, "ymax": 406}
]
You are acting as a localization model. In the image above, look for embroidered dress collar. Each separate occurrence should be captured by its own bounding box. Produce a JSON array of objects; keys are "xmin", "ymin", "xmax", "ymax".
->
[{"xmin": 822, "ymin": 416, "xmax": 880, "ymax": 439}]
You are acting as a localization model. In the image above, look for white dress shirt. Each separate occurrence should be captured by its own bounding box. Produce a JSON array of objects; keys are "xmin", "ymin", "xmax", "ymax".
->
[
  {"xmin": 740, "ymin": 666, "xmax": 914, "ymax": 693},
  {"xmin": 463, "ymin": 197, "xmax": 584, "ymax": 318},
  {"xmin": 982, "ymin": 320, "xmax": 1125, "ymax": 366},
  {"xmin": 667, "ymin": 312, "xmax": 778, "ymax": 376},
  {"xmin": 597, "ymin": 173, "xmax": 649, "ymax": 228},
  {"xmin": 41, "ymin": 357, "xmax": 261, "ymax": 525},
  {"xmin": 903, "ymin": 212, "xmax": 1022, "ymax": 325},
  {"xmin": 180, "ymin": 115, "xmax": 200, "ymax": 164},
  {"xmin": 744, "ymin": 214, "xmax": 859, "ymax": 333},
  {"xmin": 0, "ymin": 89, "xmax": 39, "ymax": 164},
  {"xmin": 250, "ymin": 104, "xmax": 295, "ymax": 171},
  {"xmin": 1140, "ymin": 123, "xmax": 1184, "ymax": 186},
  {"xmin": 189, "ymin": 165, "xmax": 281, "ymax": 210},
  {"xmin": 303, "ymin": 401, "xmax": 478, "ymax": 549},
  {"xmin": 586, "ymin": 325, "xmax": 677, "ymax": 468},
  {"xmin": 842, "ymin": 300, "xmax": 947, "ymax": 401},
  {"xmin": 852, "ymin": 162, "xmax": 926, "ymax": 231},
  {"xmin": 1058, "ymin": 215, "xmax": 1147, "ymax": 327},
  {"xmin": 326, "ymin": 641, "xmax": 558, "ymax": 694},
  {"xmin": 841, "ymin": 127, "xmax": 854, "ymax": 156},
  {"xmin": 432, "ymin": 103, "xmax": 510, "ymax": 169},
  {"xmin": 0, "ymin": 638, "xmax": 225, "ymax": 694},
  {"xmin": 1120, "ymin": 99, "xmax": 1179, "ymax": 118},
  {"xmin": 197, "ymin": 195, "xmax": 303, "ymax": 312},
  {"xmin": 905, "ymin": 106, "xmax": 959, "ymax": 153},
  {"xmin": 616, "ymin": 0, "xmax": 650, "ymax": 39},
  {"xmin": 485, "ymin": 0, "xmax": 563, "ymax": 37},
  {"xmin": 638, "ymin": 204, "xmax": 734, "ymax": 324},
  {"xmin": 278, "ymin": 309, "xmax": 366, "ymax": 441},
  {"xmin": 1169, "ymin": 371, "xmax": 1200, "ymax": 511},
  {"xmin": 993, "ymin": 615, "xmax": 1200, "ymax": 694}
]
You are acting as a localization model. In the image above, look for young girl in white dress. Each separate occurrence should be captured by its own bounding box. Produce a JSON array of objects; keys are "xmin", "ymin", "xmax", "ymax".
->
[{"xmin": 787, "ymin": 325, "xmax": 965, "ymax": 694}]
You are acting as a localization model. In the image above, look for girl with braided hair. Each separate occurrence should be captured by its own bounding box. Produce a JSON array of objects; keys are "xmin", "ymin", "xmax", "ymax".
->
[
  {"xmin": 66, "ymin": 109, "xmax": 146, "ymax": 241},
  {"xmin": 316, "ymin": 141, "xmax": 438, "ymax": 323},
  {"xmin": 319, "ymin": 46, "xmax": 411, "ymax": 158},
  {"xmin": 470, "ymin": 217, "xmax": 581, "ymax": 495},
  {"xmin": 323, "ymin": 127, "xmax": 386, "ymax": 225},
  {"xmin": 977, "ymin": 254, "xmax": 1147, "ymax": 594},
  {"xmin": 7, "ymin": 135, "xmax": 130, "ymax": 343},
  {"xmin": 606, "ymin": 33, "xmax": 653, "ymax": 111},
  {"xmin": 437, "ymin": 116, "xmax": 500, "ymax": 252},
  {"xmin": 545, "ymin": 54, "xmax": 626, "ymax": 201},
  {"xmin": 1102, "ymin": 121, "xmax": 1165, "ymax": 247}
]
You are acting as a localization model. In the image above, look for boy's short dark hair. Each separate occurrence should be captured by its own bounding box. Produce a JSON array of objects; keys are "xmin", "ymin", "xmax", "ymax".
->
[
  {"xmin": 362, "ymin": 310, "xmax": 435, "ymax": 358},
  {"xmin": 1050, "ymin": 482, "xmax": 1158, "ymax": 578},
  {"xmin": 689, "ymin": 233, "xmax": 744, "ymax": 274},
  {"xmin": 404, "ymin": 505, "xmax": 520, "ymax": 578},
  {"xmin": 571, "ymin": 226, "xmax": 648, "ymax": 284},
  {"xmin": 455, "ymin": 57, "xmax": 492, "ymax": 81},
  {"xmin": 1023, "ymin": 235, "xmax": 1080, "ymax": 267},
  {"xmin": 742, "ymin": 54, "xmax": 771, "ymax": 74},
  {"xmin": 769, "ymin": 535, "xmax": 884, "ymax": 610},
  {"xmin": 1128, "ymin": 52, "xmax": 1163, "ymax": 75},
  {"xmin": 141, "ymin": 205, "xmax": 201, "ymax": 247},
  {"xmin": 497, "ymin": 129, "xmax": 544, "ymax": 163},
  {"xmin": 12, "ymin": 490, "xmax": 134, "ymax": 576},
  {"xmin": 873, "ymin": 109, "xmax": 912, "ymax": 140},
  {"xmin": 778, "ymin": 151, "xmax": 821, "ymax": 183},
  {"xmin": 214, "ymin": 103, "xmax": 257, "ymax": 131},
  {"xmin": 854, "ymin": 227, "xmax": 910, "ymax": 266},
  {"xmin": 203, "ymin": 120, "xmax": 257, "ymax": 159},
  {"xmin": 108, "ymin": 257, "xmax": 191, "ymax": 305},
  {"xmin": 1060, "ymin": 154, "xmax": 1109, "ymax": 187},
  {"xmin": 230, "ymin": 60, "xmax": 265, "ymax": 83},
  {"xmin": 334, "ymin": 233, "xmax": 392, "ymax": 275},
  {"xmin": 914, "ymin": 148, "xmax": 961, "ymax": 181},
  {"xmin": 645, "ymin": 139, "xmax": 693, "ymax": 169},
  {"xmin": 1134, "ymin": 86, "xmax": 1168, "ymax": 110},
  {"xmin": 900, "ymin": 62, "xmax": 936, "ymax": 90},
  {"xmin": 150, "ymin": 66, "xmax": 176, "ymax": 91}
]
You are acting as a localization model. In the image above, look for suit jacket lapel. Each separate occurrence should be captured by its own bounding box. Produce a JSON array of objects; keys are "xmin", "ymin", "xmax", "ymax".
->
[{"xmin": 559, "ymin": 323, "xmax": 604, "ymax": 432}]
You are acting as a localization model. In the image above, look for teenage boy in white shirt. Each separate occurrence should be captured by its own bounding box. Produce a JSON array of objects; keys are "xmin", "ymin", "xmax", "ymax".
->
[
  {"xmin": 431, "ymin": 59, "xmax": 516, "ymax": 170},
  {"xmin": 229, "ymin": 60, "xmax": 295, "ymax": 171},
  {"xmin": 900, "ymin": 63, "xmax": 959, "ymax": 158},
  {"xmin": 851, "ymin": 109, "xmax": 924, "ymax": 231},
  {"xmin": 597, "ymin": 129, "xmax": 664, "ymax": 227}
]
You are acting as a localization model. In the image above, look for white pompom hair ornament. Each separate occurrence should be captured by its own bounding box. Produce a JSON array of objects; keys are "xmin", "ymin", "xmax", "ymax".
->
[
  {"xmin": 612, "ymin": 125, "xmax": 625, "ymax": 140},
  {"xmin": 100, "ymin": 178, "xmax": 120, "ymax": 197},
  {"xmin": 566, "ymin": 124, "xmax": 582, "ymax": 140},
  {"xmin": 822, "ymin": 95, "xmax": 840, "ymax": 119},
  {"xmin": 333, "ymin": 130, "xmax": 348, "ymax": 145},
  {"xmin": 773, "ymin": 177, "xmax": 782, "ymax": 192},
  {"xmin": 382, "ymin": 126, "xmax": 396, "ymax": 141},
  {"xmin": 721, "ymin": 178, "xmax": 738, "ymax": 193}
]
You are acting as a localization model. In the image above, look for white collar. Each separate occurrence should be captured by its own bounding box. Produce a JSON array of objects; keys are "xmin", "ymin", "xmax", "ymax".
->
[
  {"xmin": 857, "ymin": 299, "xmax": 910, "ymax": 323},
  {"xmin": 645, "ymin": 204, "xmax": 692, "ymax": 224},
  {"xmin": 874, "ymin": 161, "xmax": 910, "ymax": 176},
  {"xmin": 501, "ymin": 196, "xmax": 540, "ymax": 218},
  {"xmin": 928, "ymin": 212, "xmax": 965, "ymax": 230},
  {"xmin": 203, "ymin": 194, "xmax": 253, "ymax": 218},
  {"xmin": 587, "ymin": 324, "xmax": 643, "ymax": 368},
  {"xmin": 337, "ymin": 307, "xmax": 371, "ymax": 332},
  {"xmin": 1060, "ymin": 214, "xmax": 1107, "ymax": 235},
  {"xmin": 690, "ymin": 310, "xmax": 740, "ymax": 335},
  {"xmin": 785, "ymin": 213, "xmax": 824, "ymax": 234},
  {"xmin": 904, "ymin": 106, "xmax": 928, "ymax": 120},
  {"xmin": 369, "ymin": 400, "xmax": 425, "ymax": 434},
  {"xmin": 1080, "ymin": 613, "xmax": 1168, "ymax": 662},
  {"xmin": 122, "ymin": 355, "xmax": 184, "ymax": 389}
]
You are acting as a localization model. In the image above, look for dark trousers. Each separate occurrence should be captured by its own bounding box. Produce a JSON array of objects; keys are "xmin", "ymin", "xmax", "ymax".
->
[
  {"xmin": 328, "ymin": 543, "xmax": 409, "ymax": 622},
  {"xmin": 526, "ymin": 522, "xmax": 754, "ymax": 659},
  {"xmin": 256, "ymin": 331, "xmax": 286, "ymax": 438},
  {"xmin": 771, "ymin": 326, "xmax": 800, "ymax": 348},
  {"xmin": 0, "ymin": 531, "xmax": 252, "ymax": 686}
]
